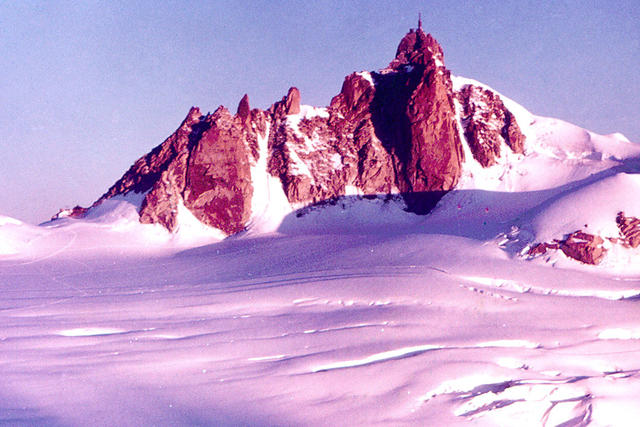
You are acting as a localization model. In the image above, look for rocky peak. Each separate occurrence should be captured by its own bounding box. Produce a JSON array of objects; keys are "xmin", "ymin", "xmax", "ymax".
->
[
  {"xmin": 389, "ymin": 27, "xmax": 444, "ymax": 70},
  {"xmin": 329, "ymin": 73, "xmax": 375, "ymax": 120},
  {"xmin": 185, "ymin": 106, "xmax": 204, "ymax": 124},
  {"xmin": 284, "ymin": 87, "xmax": 301, "ymax": 115},
  {"xmin": 51, "ymin": 205, "xmax": 88, "ymax": 221},
  {"xmin": 95, "ymin": 106, "xmax": 206, "ymax": 206},
  {"xmin": 561, "ymin": 231, "xmax": 607, "ymax": 265},
  {"xmin": 65, "ymin": 25, "xmax": 527, "ymax": 237},
  {"xmin": 269, "ymin": 87, "xmax": 301, "ymax": 117},
  {"xmin": 236, "ymin": 94, "xmax": 250, "ymax": 124},
  {"xmin": 371, "ymin": 27, "xmax": 464, "ymax": 212},
  {"xmin": 183, "ymin": 106, "xmax": 253, "ymax": 235}
]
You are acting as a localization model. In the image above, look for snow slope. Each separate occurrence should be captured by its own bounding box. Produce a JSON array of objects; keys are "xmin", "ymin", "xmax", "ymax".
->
[{"xmin": 2, "ymin": 217, "xmax": 640, "ymax": 425}]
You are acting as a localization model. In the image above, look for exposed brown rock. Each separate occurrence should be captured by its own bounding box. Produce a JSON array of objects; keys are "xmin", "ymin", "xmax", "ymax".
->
[
  {"xmin": 266, "ymin": 116, "xmax": 347, "ymax": 205},
  {"xmin": 353, "ymin": 121, "xmax": 396, "ymax": 194},
  {"xmin": 330, "ymin": 73, "xmax": 376, "ymax": 120},
  {"xmin": 284, "ymin": 87, "xmax": 301, "ymax": 115},
  {"xmin": 560, "ymin": 231, "xmax": 607, "ymax": 265},
  {"xmin": 616, "ymin": 211, "xmax": 640, "ymax": 248},
  {"xmin": 138, "ymin": 171, "xmax": 185, "ymax": 231},
  {"xmin": 269, "ymin": 87, "xmax": 301, "ymax": 117},
  {"xmin": 372, "ymin": 27, "xmax": 464, "ymax": 212},
  {"xmin": 265, "ymin": 69, "xmax": 392, "ymax": 207},
  {"xmin": 236, "ymin": 94, "xmax": 250, "ymax": 125},
  {"xmin": 97, "ymin": 107, "xmax": 205, "ymax": 203},
  {"xmin": 244, "ymin": 109, "xmax": 269, "ymax": 162},
  {"xmin": 91, "ymin": 106, "xmax": 207, "ymax": 231},
  {"xmin": 457, "ymin": 85, "xmax": 525, "ymax": 167},
  {"xmin": 503, "ymin": 109, "xmax": 525, "ymax": 154},
  {"xmin": 51, "ymin": 205, "xmax": 89, "ymax": 221},
  {"xmin": 183, "ymin": 107, "xmax": 253, "ymax": 235},
  {"xmin": 529, "ymin": 231, "xmax": 606, "ymax": 265},
  {"xmin": 528, "ymin": 241, "xmax": 561, "ymax": 257},
  {"xmin": 389, "ymin": 28, "xmax": 444, "ymax": 70},
  {"xmin": 328, "ymin": 72, "xmax": 396, "ymax": 194},
  {"xmin": 92, "ymin": 104, "xmax": 256, "ymax": 234},
  {"xmin": 528, "ymin": 212, "xmax": 640, "ymax": 264},
  {"xmin": 404, "ymin": 55, "xmax": 464, "ymax": 210}
]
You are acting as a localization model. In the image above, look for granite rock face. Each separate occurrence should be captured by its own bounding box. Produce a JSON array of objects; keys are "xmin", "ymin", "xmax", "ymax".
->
[
  {"xmin": 527, "ymin": 211, "xmax": 640, "ymax": 265},
  {"xmin": 457, "ymin": 84, "xmax": 525, "ymax": 167},
  {"xmin": 92, "ymin": 105, "xmax": 256, "ymax": 233},
  {"xmin": 51, "ymin": 205, "xmax": 89, "ymax": 221},
  {"xmin": 73, "ymin": 25, "xmax": 526, "ymax": 235},
  {"xmin": 183, "ymin": 107, "xmax": 253, "ymax": 235},
  {"xmin": 379, "ymin": 28, "xmax": 465, "ymax": 212},
  {"xmin": 96, "ymin": 106, "xmax": 206, "ymax": 231}
]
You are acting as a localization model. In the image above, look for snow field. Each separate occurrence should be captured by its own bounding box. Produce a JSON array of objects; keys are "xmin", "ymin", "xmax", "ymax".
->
[{"xmin": 2, "ymin": 227, "xmax": 640, "ymax": 425}]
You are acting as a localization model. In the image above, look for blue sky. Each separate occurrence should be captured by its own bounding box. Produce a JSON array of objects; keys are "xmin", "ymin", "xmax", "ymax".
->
[{"xmin": 1, "ymin": 1, "xmax": 638, "ymax": 224}]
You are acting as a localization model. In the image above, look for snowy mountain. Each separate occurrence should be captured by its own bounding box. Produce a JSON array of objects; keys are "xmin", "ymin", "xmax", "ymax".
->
[
  {"xmin": 2, "ymin": 24, "xmax": 640, "ymax": 426},
  {"xmin": 48, "ymin": 25, "xmax": 640, "ymax": 268},
  {"xmin": 58, "ymin": 26, "xmax": 512, "ymax": 232}
]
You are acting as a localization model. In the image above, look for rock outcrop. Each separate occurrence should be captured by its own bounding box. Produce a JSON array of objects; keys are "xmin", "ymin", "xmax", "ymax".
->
[
  {"xmin": 381, "ymin": 28, "xmax": 465, "ymax": 212},
  {"xmin": 529, "ymin": 231, "xmax": 607, "ymax": 265},
  {"xmin": 90, "ymin": 104, "xmax": 257, "ymax": 234},
  {"xmin": 616, "ymin": 212, "xmax": 640, "ymax": 248},
  {"xmin": 528, "ymin": 241, "xmax": 561, "ymax": 257},
  {"xmin": 51, "ymin": 205, "xmax": 89, "ymax": 221},
  {"xmin": 236, "ymin": 94, "xmax": 250, "ymax": 125},
  {"xmin": 457, "ymin": 85, "xmax": 525, "ymax": 167},
  {"xmin": 96, "ymin": 106, "xmax": 207, "ymax": 231},
  {"xmin": 560, "ymin": 231, "xmax": 607, "ymax": 265},
  {"xmin": 62, "ymin": 24, "xmax": 526, "ymax": 236},
  {"xmin": 183, "ymin": 107, "xmax": 253, "ymax": 235},
  {"xmin": 528, "ymin": 212, "xmax": 640, "ymax": 265},
  {"xmin": 269, "ymin": 87, "xmax": 301, "ymax": 116}
]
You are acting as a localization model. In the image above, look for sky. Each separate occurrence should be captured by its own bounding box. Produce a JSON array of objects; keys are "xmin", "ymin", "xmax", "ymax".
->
[{"xmin": 1, "ymin": 0, "xmax": 638, "ymax": 224}]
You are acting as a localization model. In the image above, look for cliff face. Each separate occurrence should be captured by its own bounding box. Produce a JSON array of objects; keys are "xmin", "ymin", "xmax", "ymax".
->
[
  {"xmin": 74, "ymin": 25, "xmax": 525, "ymax": 235},
  {"xmin": 93, "ymin": 106, "xmax": 206, "ymax": 231},
  {"xmin": 265, "ymin": 27, "xmax": 471, "ymax": 214},
  {"xmin": 182, "ymin": 107, "xmax": 253, "ymax": 235},
  {"xmin": 457, "ymin": 84, "xmax": 525, "ymax": 167}
]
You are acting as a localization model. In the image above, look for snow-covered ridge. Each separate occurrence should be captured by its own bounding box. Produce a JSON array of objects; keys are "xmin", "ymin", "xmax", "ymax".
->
[
  {"xmin": 27, "ymin": 28, "xmax": 640, "ymax": 271},
  {"xmin": 452, "ymin": 76, "xmax": 536, "ymax": 138},
  {"xmin": 450, "ymin": 75, "xmax": 640, "ymax": 193}
]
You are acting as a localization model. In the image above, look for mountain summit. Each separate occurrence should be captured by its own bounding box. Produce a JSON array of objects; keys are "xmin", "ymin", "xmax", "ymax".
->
[
  {"xmin": 54, "ymin": 26, "xmax": 640, "ymax": 268},
  {"xmin": 62, "ymin": 25, "xmax": 525, "ymax": 235}
]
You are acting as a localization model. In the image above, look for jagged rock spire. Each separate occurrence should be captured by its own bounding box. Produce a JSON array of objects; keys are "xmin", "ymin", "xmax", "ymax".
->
[
  {"xmin": 236, "ymin": 94, "xmax": 250, "ymax": 124},
  {"xmin": 268, "ymin": 87, "xmax": 301, "ymax": 116},
  {"xmin": 389, "ymin": 24, "xmax": 444, "ymax": 70}
]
